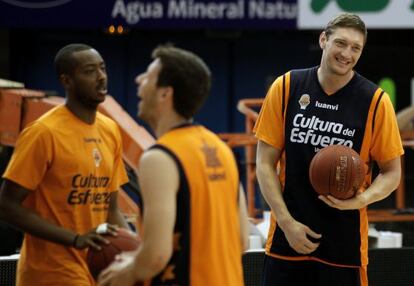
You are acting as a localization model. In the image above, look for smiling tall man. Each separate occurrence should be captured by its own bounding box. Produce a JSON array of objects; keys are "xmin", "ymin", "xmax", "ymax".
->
[{"xmin": 254, "ymin": 13, "xmax": 403, "ymax": 286}]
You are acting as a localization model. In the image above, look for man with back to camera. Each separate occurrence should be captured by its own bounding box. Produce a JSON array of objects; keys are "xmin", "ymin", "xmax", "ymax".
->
[
  {"xmin": 0, "ymin": 43, "xmax": 129, "ymax": 286},
  {"xmin": 254, "ymin": 13, "xmax": 403, "ymax": 286},
  {"xmin": 97, "ymin": 45, "xmax": 249, "ymax": 286}
]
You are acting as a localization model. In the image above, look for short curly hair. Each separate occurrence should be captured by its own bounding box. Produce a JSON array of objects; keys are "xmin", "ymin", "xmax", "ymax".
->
[{"xmin": 54, "ymin": 43, "xmax": 93, "ymax": 76}]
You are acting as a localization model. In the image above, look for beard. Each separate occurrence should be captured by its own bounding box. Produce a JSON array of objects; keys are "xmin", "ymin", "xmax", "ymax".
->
[{"xmin": 73, "ymin": 87, "xmax": 103, "ymax": 110}]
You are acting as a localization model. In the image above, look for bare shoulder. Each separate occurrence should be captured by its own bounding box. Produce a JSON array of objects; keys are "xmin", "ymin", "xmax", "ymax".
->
[
  {"xmin": 138, "ymin": 148, "xmax": 180, "ymax": 193},
  {"xmin": 139, "ymin": 148, "xmax": 176, "ymax": 169}
]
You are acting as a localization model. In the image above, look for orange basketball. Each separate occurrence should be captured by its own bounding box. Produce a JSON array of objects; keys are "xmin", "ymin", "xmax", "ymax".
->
[
  {"xmin": 309, "ymin": 145, "xmax": 365, "ymax": 199},
  {"xmin": 87, "ymin": 228, "xmax": 141, "ymax": 280}
]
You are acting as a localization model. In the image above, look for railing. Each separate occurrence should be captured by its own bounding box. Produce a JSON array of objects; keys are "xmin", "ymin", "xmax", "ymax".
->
[{"xmin": 220, "ymin": 99, "xmax": 263, "ymax": 217}]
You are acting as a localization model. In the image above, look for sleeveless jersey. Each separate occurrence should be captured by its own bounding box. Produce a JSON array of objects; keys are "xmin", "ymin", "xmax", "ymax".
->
[
  {"xmin": 254, "ymin": 67, "xmax": 403, "ymax": 267},
  {"xmin": 150, "ymin": 124, "xmax": 244, "ymax": 286}
]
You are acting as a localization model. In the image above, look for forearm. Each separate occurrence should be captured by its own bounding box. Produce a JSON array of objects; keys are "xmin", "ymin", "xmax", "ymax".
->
[
  {"xmin": 107, "ymin": 208, "xmax": 129, "ymax": 229},
  {"xmin": 0, "ymin": 203, "xmax": 76, "ymax": 246},
  {"xmin": 238, "ymin": 187, "xmax": 249, "ymax": 251},
  {"xmin": 396, "ymin": 106, "xmax": 414, "ymax": 131},
  {"xmin": 132, "ymin": 243, "xmax": 171, "ymax": 280},
  {"xmin": 132, "ymin": 215, "xmax": 173, "ymax": 280},
  {"xmin": 256, "ymin": 163, "xmax": 293, "ymax": 228},
  {"xmin": 360, "ymin": 168, "xmax": 401, "ymax": 206},
  {"xmin": 107, "ymin": 191, "xmax": 130, "ymax": 229}
]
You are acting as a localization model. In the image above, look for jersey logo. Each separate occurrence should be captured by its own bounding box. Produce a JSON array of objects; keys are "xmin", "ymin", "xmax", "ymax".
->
[
  {"xmin": 315, "ymin": 100, "xmax": 339, "ymax": 111},
  {"xmin": 299, "ymin": 94, "xmax": 310, "ymax": 110},
  {"xmin": 92, "ymin": 148, "xmax": 102, "ymax": 167},
  {"xmin": 201, "ymin": 140, "xmax": 222, "ymax": 169},
  {"xmin": 201, "ymin": 140, "xmax": 226, "ymax": 181}
]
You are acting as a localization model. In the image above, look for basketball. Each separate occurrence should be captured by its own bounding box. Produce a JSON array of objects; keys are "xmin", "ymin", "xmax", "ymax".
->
[
  {"xmin": 87, "ymin": 228, "xmax": 141, "ymax": 279},
  {"xmin": 309, "ymin": 145, "xmax": 365, "ymax": 199}
]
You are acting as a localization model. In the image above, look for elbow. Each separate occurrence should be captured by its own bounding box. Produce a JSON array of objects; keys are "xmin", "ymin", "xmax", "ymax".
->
[
  {"xmin": 242, "ymin": 235, "xmax": 249, "ymax": 252},
  {"xmin": 143, "ymin": 247, "xmax": 173, "ymax": 278},
  {"xmin": 255, "ymin": 163, "xmax": 266, "ymax": 182},
  {"xmin": 0, "ymin": 195, "xmax": 16, "ymax": 223},
  {"xmin": 0, "ymin": 198, "xmax": 8, "ymax": 221},
  {"xmin": 146, "ymin": 256, "xmax": 171, "ymax": 278},
  {"xmin": 0, "ymin": 206, "xmax": 13, "ymax": 224},
  {"xmin": 256, "ymin": 160, "xmax": 276, "ymax": 182},
  {"xmin": 393, "ymin": 172, "xmax": 402, "ymax": 192},
  {"xmin": 390, "ymin": 165, "xmax": 402, "ymax": 191},
  {"xmin": 241, "ymin": 220, "xmax": 250, "ymax": 252}
]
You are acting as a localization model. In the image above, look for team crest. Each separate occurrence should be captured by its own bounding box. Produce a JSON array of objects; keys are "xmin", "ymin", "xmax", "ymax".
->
[
  {"xmin": 299, "ymin": 94, "xmax": 310, "ymax": 110},
  {"xmin": 201, "ymin": 139, "xmax": 226, "ymax": 181},
  {"xmin": 92, "ymin": 148, "xmax": 102, "ymax": 167},
  {"xmin": 201, "ymin": 140, "xmax": 222, "ymax": 169}
]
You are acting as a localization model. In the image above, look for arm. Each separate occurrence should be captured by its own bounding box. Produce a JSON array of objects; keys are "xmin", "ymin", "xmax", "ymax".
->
[
  {"xmin": 98, "ymin": 149, "xmax": 178, "ymax": 286},
  {"xmin": 107, "ymin": 191, "xmax": 130, "ymax": 229},
  {"xmin": 0, "ymin": 180, "xmax": 77, "ymax": 246},
  {"xmin": 256, "ymin": 141, "xmax": 289, "ymax": 226},
  {"xmin": 320, "ymin": 93, "xmax": 403, "ymax": 210},
  {"xmin": 363, "ymin": 157, "xmax": 401, "ymax": 203},
  {"xmin": 256, "ymin": 140, "xmax": 321, "ymax": 254},
  {"xmin": 238, "ymin": 185, "xmax": 249, "ymax": 252},
  {"xmin": 319, "ymin": 157, "xmax": 401, "ymax": 209},
  {"xmin": 0, "ymin": 180, "xmax": 111, "ymax": 250},
  {"xmin": 396, "ymin": 105, "xmax": 414, "ymax": 131},
  {"xmin": 132, "ymin": 149, "xmax": 178, "ymax": 277},
  {"xmin": 106, "ymin": 128, "xmax": 129, "ymax": 230}
]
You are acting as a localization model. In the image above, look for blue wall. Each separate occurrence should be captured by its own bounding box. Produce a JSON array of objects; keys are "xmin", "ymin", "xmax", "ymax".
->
[
  {"xmin": 8, "ymin": 28, "xmax": 414, "ymax": 134},
  {"xmin": 9, "ymin": 29, "xmax": 318, "ymax": 134}
]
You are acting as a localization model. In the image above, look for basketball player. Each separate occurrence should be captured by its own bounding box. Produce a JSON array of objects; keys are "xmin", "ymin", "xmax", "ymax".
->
[
  {"xmin": 0, "ymin": 44, "xmax": 129, "ymax": 286},
  {"xmin": 254, "ymin": 13, "xmax": 403, "ymax": 286},
  {"xmin": 98, "ymin": 45, "xmax": 249, "ymax": 286}
]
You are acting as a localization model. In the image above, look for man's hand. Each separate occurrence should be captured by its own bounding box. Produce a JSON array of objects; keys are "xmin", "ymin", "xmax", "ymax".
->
[
  {"xmin": 74, "ymin": 223, "xmax": 119, "ymax": 250},
  {"xmin": 318, "ymin": 189, "xmax": 367, "ymax": 210},
  {"xmin": 282, "ymin": 219, "xmax": 322, "ymax": 255},
  {"xmin": 97, "ymin": 250, "xmax": 139, "ymax": 286}
]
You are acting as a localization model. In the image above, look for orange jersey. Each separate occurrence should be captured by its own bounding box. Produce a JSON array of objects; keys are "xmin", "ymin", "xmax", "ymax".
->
[
  {"xmin": 151, "ymin": 124, "xmax": 244, "ymax": 286},
  {"xmin": 254, "ymin": 67, "xmax": 403, "ymax": 267},
  {"xmin": 3, "ymin": 105, "xmax": 128, "ymax": 286}
]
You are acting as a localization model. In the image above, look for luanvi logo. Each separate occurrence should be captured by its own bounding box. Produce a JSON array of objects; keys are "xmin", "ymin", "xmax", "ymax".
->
[
  {"xmin": 0, "ymin": 0, "xmax": 72, "ymax": 9},
  {"xmin": 311, "ymin": 0, "xmax": 414, "ymax": 13},
  {"xmin": 315, "ymin": 101, "xmax": 339, "ymax": 111}
]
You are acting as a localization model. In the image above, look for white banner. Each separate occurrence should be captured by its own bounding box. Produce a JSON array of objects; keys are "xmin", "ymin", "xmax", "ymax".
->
[{"xmin": 298, "ymin": 0, "xmax": 414, "ymax": 29}]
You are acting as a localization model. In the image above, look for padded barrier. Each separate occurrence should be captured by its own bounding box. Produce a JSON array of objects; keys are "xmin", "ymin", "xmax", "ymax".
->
[
  {"xmin": 2, "ymin": 248, "xmax": 414, "ymax": 286},
  {"xmin": 242, "ymin": 248, "xmax": 414, "ymax": 286}
]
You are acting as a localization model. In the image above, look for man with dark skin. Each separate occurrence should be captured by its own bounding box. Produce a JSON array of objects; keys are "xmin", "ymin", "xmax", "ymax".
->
[{"xmin": 0, "ymin": 43, "xmax": 129, "ymax": 286}]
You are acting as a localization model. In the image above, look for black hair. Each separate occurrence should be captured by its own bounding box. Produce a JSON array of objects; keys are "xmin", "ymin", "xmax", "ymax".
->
[
  {"xmin": 54, "ymin": 43, "xmax": 93, "ymax": 76},
  {"xmin": 152, "ymin": 45, "xmax": 211, "ymax": 119}
]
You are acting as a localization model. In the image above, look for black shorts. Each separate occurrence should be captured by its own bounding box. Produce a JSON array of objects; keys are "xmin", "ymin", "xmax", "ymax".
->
[{"xmin": 261, "ymin": 255, "xmax": 367, "ymax": 286}]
